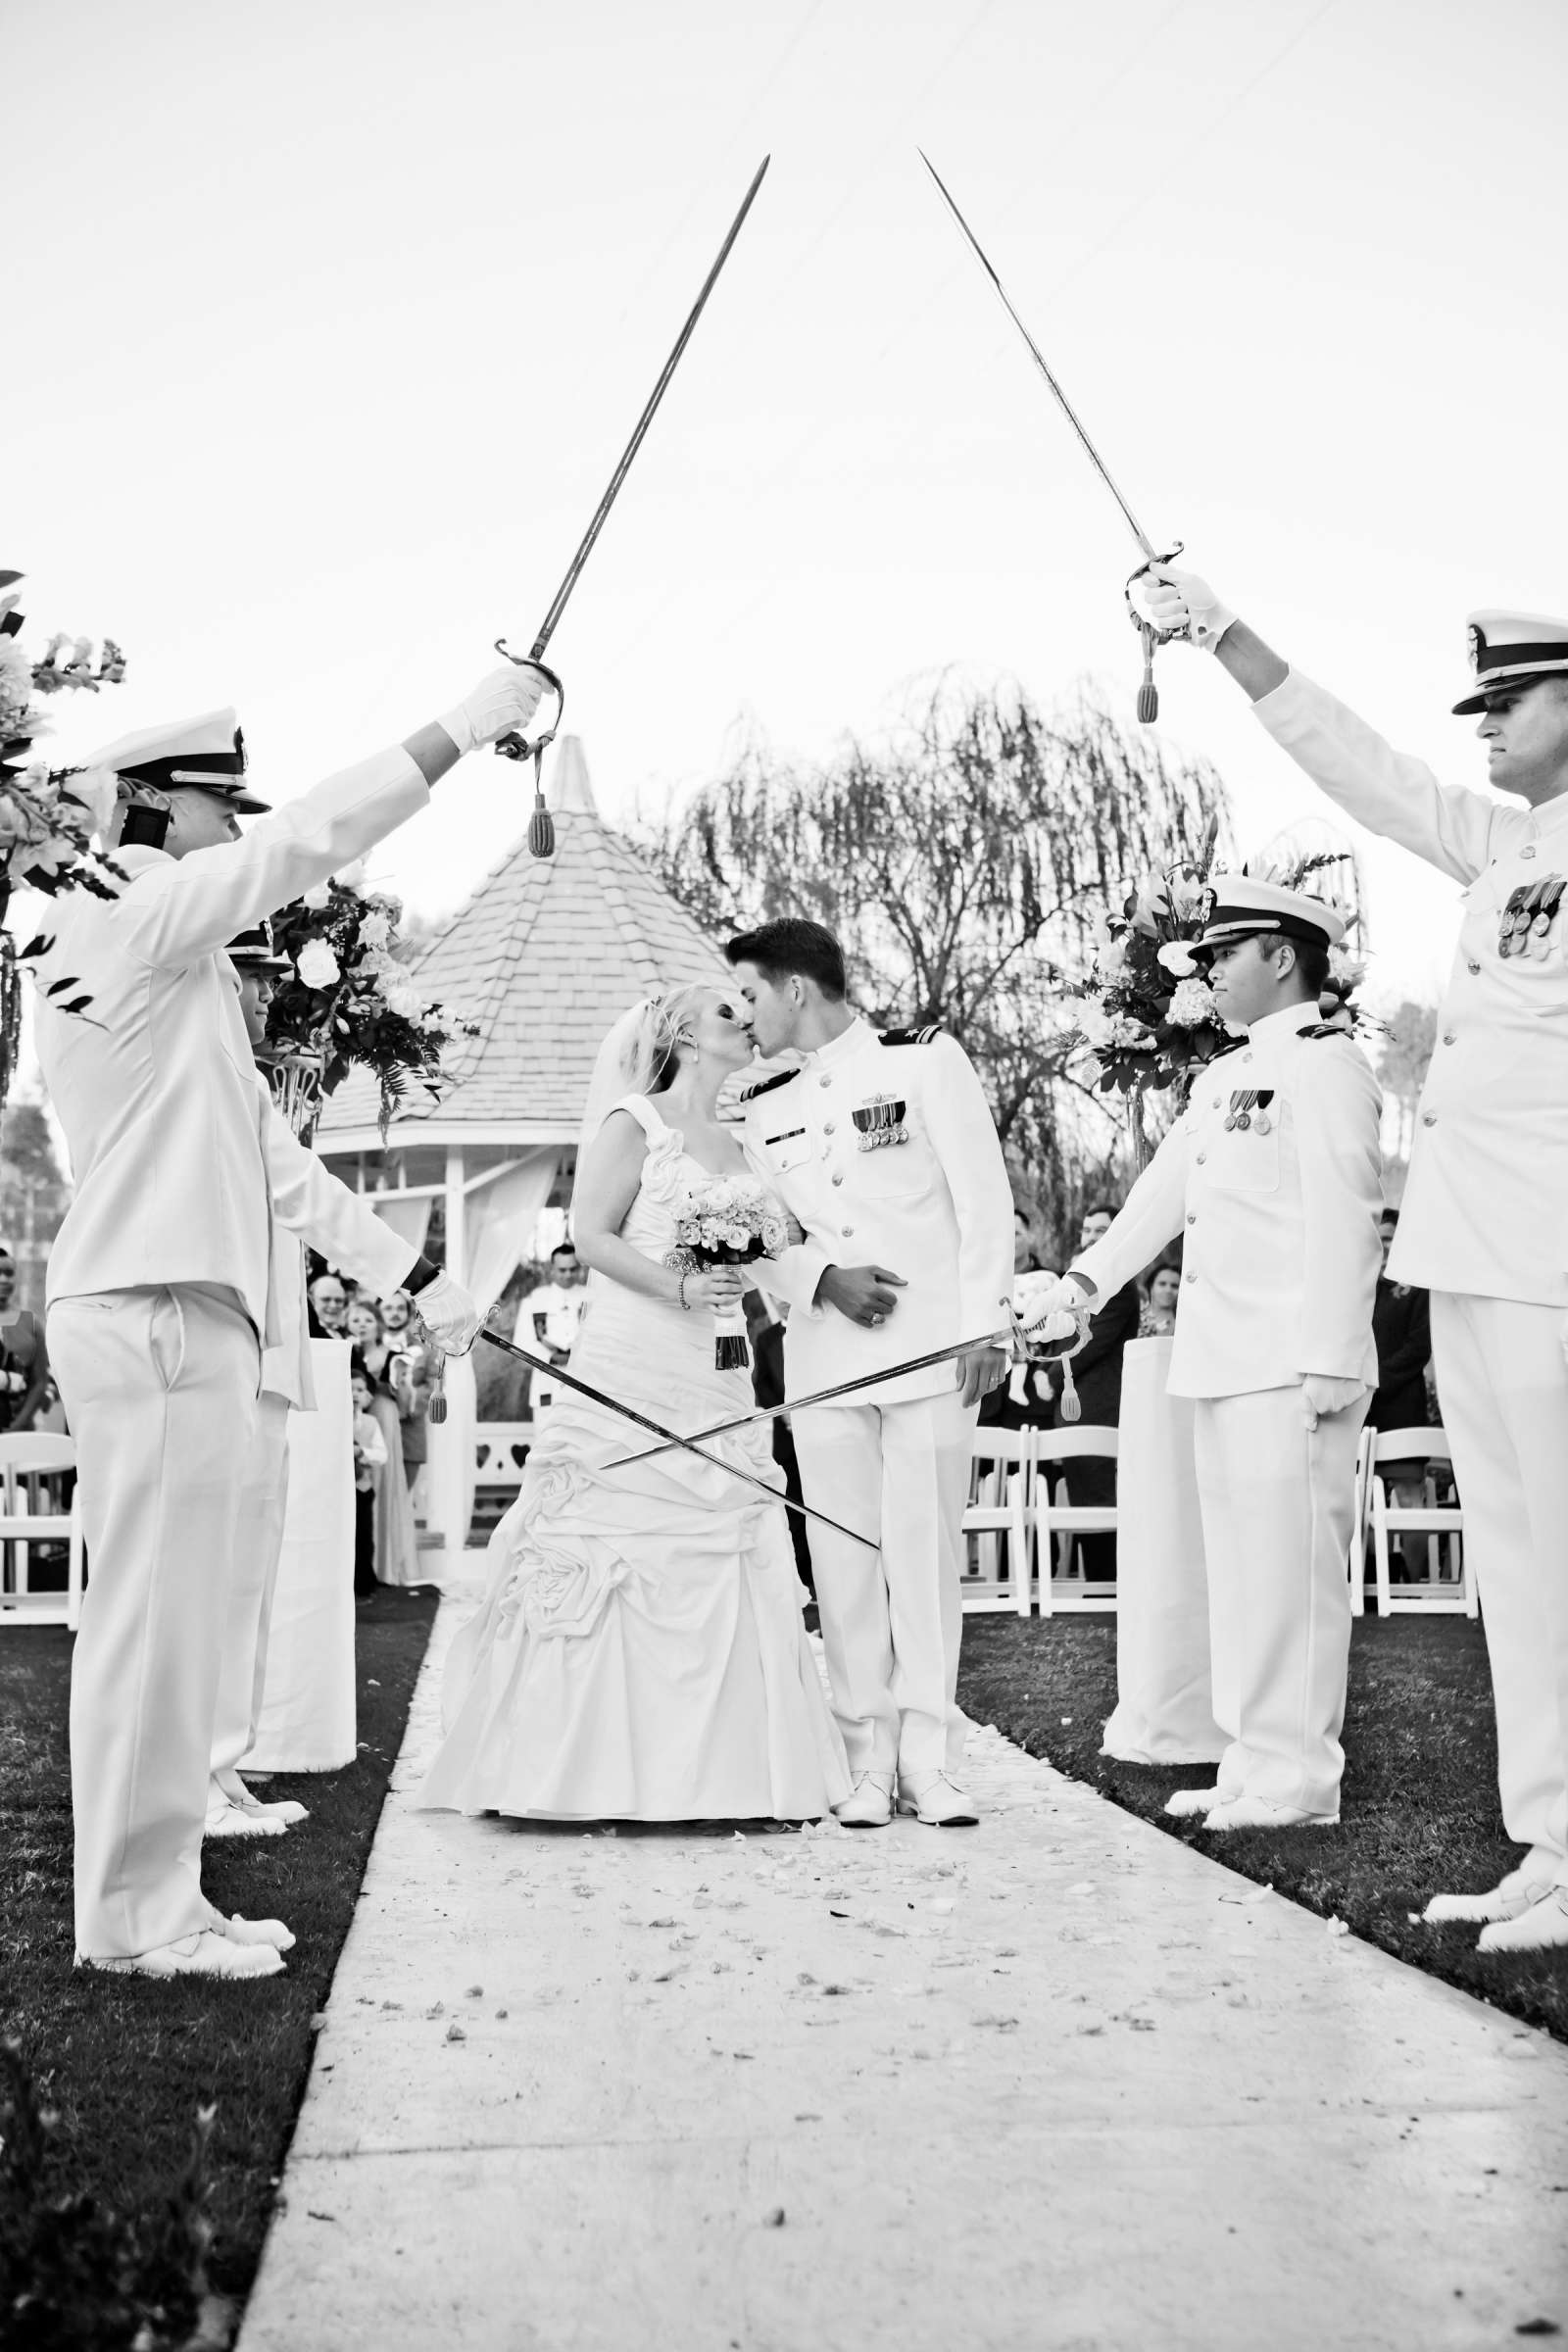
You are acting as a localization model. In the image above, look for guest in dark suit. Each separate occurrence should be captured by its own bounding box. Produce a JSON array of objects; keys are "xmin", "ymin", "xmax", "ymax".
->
[
  {"xmin": 1058, "ymin": 1202, "xmax": 1141, "ymax": 1583},
  {"xmin": 1368, "ymin": 1206, "xmax": 1435, "ymax": 1576}
]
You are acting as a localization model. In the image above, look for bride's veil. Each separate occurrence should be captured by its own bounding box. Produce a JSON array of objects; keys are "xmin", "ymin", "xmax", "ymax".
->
[{"xmin": 571, "ymin": 988, "xmax": 709, "ymax": 1210}]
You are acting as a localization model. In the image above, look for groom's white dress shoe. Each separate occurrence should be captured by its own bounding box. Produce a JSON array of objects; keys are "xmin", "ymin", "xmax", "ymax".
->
[
  {"xmin": 215, "ymin": 1767, "xmax": 309, "ymax": 1828},
  {"xmin": 835, "ymin": 1773, "xmax": 894, "ymax": 1829},
  {"xmin": 899, "ymin": 1772, "xmax": 980, "ymax": 1828},
  {"xmin": 1477, "ymin": 1887, "xmax": 1568, "ymax": 1955},
  {"xmin": 205, "ymin": 1793, "xmax": 286, "ymax": 1839},
  {"xmin": 1202, "ymin": 1795, "xmax": 1339, "ymax": 1832},
  {"xmin": 75, "ymin": 1930, "xmax": 284, "ymax": 1981},
  {"xmin": 1423, "ymin": 1863, "xmax": 1556, "ymax": 1926},
  {"xmin": 207, "ymin": 1903, "xmax": 296, "ymax": 1953},
  {"xmin": 1164, "ymin": 1786, "xmax": 1229, "ymax": 1819}
]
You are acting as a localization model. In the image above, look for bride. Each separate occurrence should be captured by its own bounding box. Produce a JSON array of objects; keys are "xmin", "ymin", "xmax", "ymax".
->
[{"xmin": 417, "ymin": 984, "xmax": 851, "ymax": 1823}]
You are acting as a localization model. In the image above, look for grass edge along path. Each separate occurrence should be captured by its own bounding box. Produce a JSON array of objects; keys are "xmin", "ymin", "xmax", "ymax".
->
[
  {"xmin": 956, "ymin": 1610, "xmax": 1568, "ymax": 2044},
  {"xmin": 1, "ymin": 1584, "xmax": 439, "ymax": 2349}
]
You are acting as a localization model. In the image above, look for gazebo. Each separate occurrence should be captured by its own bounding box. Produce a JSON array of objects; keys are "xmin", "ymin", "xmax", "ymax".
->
[{"xmin": 316, "ymin": 736, "xmax": 725, "ymax": 1554}]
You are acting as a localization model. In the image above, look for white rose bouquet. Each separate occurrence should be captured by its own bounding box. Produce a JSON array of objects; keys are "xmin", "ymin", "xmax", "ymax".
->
[{"xmin": 665, "ymin": 1175, "xmax": 790, "ymax": 1370}]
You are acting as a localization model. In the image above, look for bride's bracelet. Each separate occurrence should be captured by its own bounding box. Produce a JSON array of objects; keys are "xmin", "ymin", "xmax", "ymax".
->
[{"xmin": 677, "ymin": 1271, "xmax": 692, "ymax": 1311}]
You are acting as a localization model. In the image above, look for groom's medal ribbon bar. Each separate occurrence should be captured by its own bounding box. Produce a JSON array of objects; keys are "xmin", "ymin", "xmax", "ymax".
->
[
  {"xmin": 475, "ymin": 1328, "xmax": 879, "ymax": 1550},
  {"xmin": 492, "ymin": 156, "xmax": 771, "ymax": 858}
]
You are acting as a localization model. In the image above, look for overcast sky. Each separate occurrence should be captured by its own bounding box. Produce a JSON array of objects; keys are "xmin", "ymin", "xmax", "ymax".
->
[{"xmin": 11, "ymin": 0, "xmax": 1567, "ymax": 1017}]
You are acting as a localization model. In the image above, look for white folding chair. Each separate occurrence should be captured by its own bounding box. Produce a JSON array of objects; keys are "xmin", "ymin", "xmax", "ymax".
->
[
  {"xmin": 959, "ymin": 1427, "xmax": 1034, "ymax": 1615},
  {"xmin": 1369, "ymin": 1428, "xmax": 1470, "ymax": 1616},
  {"xmin": 1033, "ymin": 1426, "xmax": 1119, "ymax": 1615},
  {"xmin": 0, "ymin": 1434, "xmax": 84, "ymax": 1630},
  {"xmin": 1347, "ymin": 1425, "xmax": 1375, "ymax": 1616}
]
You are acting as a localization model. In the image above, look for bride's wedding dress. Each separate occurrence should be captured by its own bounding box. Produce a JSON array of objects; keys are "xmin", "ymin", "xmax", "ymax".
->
[{"xmin": 417, "ymin": 1095, "xmax": 851, "ymax": 1822}]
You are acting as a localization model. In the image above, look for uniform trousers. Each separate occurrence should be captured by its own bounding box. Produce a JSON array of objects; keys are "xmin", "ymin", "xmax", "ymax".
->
[
  {"xmin": 791, "ymin": 1389, "xmax": 976, "ymax": 1783},
  {"xmin": 211, "ymin": 1390, "xmax": 291, "ymax": 1788},
  {"xmin": 51, "ymin": 1284, "xmax": 260, "ymax": 1958},
  {"xmin": 1429, "ymin": 1293, "xmax": 1568, "ymax": 1886},
  {"xmin": 1194, "ymin": 1385, "xmax": 1364, "ymax": 1817}
]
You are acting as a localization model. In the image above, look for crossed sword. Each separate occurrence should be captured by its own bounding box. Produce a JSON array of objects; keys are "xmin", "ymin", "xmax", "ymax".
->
[{"xmin": 456, "ymin": 1298, "xmax": 1077, "ymax": 1554}]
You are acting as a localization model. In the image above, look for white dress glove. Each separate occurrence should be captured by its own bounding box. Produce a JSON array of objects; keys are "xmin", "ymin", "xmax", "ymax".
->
[
  {"xmin": 414, "ymin": 1270, "xmax": 483, "ymax": 1356},
  {"xmin": 1012, "ymin": 1269, "xmax": 1093, "ymax": 1335},
  {"xmin": 1136, "ymin": 564, "xmax": 1238, "ymax": 652},
  {"xmin": 438, "ymin": 664, "xmax": 547, "ymax": 757},
  {"xmin": 1301, "ymin": 1374, "xmax": 1366, "ymax": 1431}
]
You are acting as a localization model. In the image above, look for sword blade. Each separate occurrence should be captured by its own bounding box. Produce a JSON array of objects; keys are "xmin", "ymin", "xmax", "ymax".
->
[
  {"xmin": 603, "ymin": 1326, "xmax": 1013, "ymax": 1468},
  {"xmin": 526, "ymin": 155, "xmax": 771, "ymax": 662},
  {"xmin": 917, "ymin": 150, "xmax": 1156, "ymax": 563},
  {"xmin": 476, "ymin": 1327, "xmax": 878, "ymax": 1549}
]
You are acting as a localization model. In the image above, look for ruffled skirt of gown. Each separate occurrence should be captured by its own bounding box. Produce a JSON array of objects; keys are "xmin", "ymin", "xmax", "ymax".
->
[{"xmin": 416, "ymin": 1278, "xmax": 851, "ymax": 1822}]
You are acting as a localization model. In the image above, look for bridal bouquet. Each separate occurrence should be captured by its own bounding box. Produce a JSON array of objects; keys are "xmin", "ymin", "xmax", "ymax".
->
[
  {"xmin": 266, "ymin": 869, "xmax": 478, "ymax": 1140},
  {"xmin": 665, "ymin": 1175, "xmax": 790, "ymax": 1371}
]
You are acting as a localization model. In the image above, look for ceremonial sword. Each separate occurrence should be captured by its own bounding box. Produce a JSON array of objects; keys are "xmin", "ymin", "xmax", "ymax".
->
[
  {"xmin": 917, "ymin": 150, "xmax": 1185, "ymax": 723},
  {"xmin": 492, "ymin": 155, "xmax": 771, "ymax": 856},
  {"xmin": 429, "ymin": 1324, "xmax": 878, "ymax": 1550},
  {"xmin": 605, "ymin": 1298, "xmax": 1089, "ymax": 1468}
]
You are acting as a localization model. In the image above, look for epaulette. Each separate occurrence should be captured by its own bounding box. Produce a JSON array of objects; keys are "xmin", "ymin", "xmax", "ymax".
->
[
  {"xmin": 879, "ymin": 1023, "xmax": 944, "ymax": 1047},
  {"xmin": 740, "ymin": 1067, "xmax": 798, "ymax": 1102},
  {"xmin": 1298, "ymin": 1022, "xmax": 1354, "ymax": 1041}
]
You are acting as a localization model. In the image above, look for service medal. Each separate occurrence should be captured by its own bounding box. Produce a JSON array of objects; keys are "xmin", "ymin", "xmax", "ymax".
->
[{"xmin": 852, "ymin": 1094, "xmax": 907, "ymax": 1151}]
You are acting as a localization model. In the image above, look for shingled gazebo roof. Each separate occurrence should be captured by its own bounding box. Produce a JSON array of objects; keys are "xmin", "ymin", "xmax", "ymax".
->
[{"xmin": 316, "ymin": 738, "xmax": 724, "ymax": 1150}]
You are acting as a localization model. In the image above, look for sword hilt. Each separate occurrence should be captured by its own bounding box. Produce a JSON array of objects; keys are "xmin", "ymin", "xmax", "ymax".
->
[
  {"xmin": 492, "ymin": 644, "xmax": 565, "ymax": 858},
  {"xmin": 1124, "ymin": 544, "xmax": 1186, "ymax": 726}
]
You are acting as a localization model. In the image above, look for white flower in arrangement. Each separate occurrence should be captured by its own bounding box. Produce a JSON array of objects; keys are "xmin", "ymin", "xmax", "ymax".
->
[
  {"xmin": 1167, "ymin": 874, "xmax": 1207, "ymax": 919},
  {"xmin": 301, "ymin": 881, "xmax": 333, "ymax": 911},
  {"xmin": 1096, "ymin": 935, "xmax": 1131, "ymax": 979},
  {"xmin": 334, "ymin": 858, "xmax": 369, "ymax": 895},
  {"xmin": 0, "ymin": 641, "xmax": 33, "ymax": 733},
  {"xmin": 377, "ymin": 965, "xmax": 428, "ymax": 1020},
  {"xmin": 358, "ymin": 909, "xmax": 392, "ymax": 951},
  {"xmin": 1156, "ymin": 941, "xmax": 1199, "ymax": 978},
  {"xmin": 1166, "ymin": 978, "xmax": 1218, "ymax": 1030},
  {"xmin": 61, "ymin": 766, "xmax": 119, "ymax": 838},
  {"xmin": 1328, "ymin": 946, "xmax": 1366, "ymax": 987},
  {"xmin": 296, "ymin": 937, "xmax": 342, "ymax": 989}
]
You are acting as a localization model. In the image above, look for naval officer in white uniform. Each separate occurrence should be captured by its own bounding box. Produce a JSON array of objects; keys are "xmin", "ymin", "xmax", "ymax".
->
[
  {"xmin": 727, "ymin": 918, "xmax": 1014, "ymax": 1828},
  {"xmin": 37, "ymin": 666, "xmax": 539, "ymax": 1980},
  {"xmin": 204, "ymin": 924, "xmax": 431, "ymax": 1843},
  {"xmin": 1137, "ymin": 570, "xmax": 1568, "ymax": 1952},
  {"xmin": 1039, "ymin": 878, "xmax": 1384, "ymax": 1830}
]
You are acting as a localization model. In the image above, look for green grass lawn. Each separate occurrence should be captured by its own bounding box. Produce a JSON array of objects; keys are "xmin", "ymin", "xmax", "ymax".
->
[
  {"xmin": 1, "ymin": 1586, "xmax": 438, "ymax": 2346},
  {"xmin": 956, "ymin": 1609, "xmax": 1568, "ymax": 2042}
]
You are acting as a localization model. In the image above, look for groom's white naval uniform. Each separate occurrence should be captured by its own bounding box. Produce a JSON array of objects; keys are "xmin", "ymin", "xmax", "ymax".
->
[
  {"xmin": 1070, "ymin": 880, "xmax": 1383, "ymax": 1826},
  {"xmin": 36, "ymin": 697, "xmax": 501, "ymax": 1969},
  {"xmin": 739, "ymin": 1016, "xmax": 1013, "ymax": 1809}
]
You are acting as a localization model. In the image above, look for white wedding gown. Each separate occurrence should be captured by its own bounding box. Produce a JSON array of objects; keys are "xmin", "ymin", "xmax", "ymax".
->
[{"xmin": 417, "ymin": 1095, "xmax": 852, "ymax": 1822}]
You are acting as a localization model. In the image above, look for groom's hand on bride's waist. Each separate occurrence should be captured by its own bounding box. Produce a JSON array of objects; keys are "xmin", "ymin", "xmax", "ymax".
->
[{"xmin": 815, "ymin": 1264, "xmax": 907, "ymax": 1329}]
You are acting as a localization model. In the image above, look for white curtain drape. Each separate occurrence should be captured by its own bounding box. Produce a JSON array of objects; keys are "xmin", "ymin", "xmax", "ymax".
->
[{"xmin": 466, "ymin": 1149, "xmax": 561, "ymax": 1315}]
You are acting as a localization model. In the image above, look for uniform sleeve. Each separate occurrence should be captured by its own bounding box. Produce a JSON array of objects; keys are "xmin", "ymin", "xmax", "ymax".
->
[
  {"xmin": 112, "ymin": 746, "xmax": 429, "ymax": 969},
  {"xmin": 1292, "ymin": 1041, "xmax": 1385, "ymax": 1379},
  {"xmin": 263, "ymin": 1098, "xmax": 420, "ymax": 1296},
  {"xmin": 1253, "ymin": 669, "xmax": 1505, "ymax": 885},
  {"xmin": 919, "ymin": 1035, "xmax": 1016, "ymax": 1343},
  {"xmin": 1069, "ymin": 1120, "xmax": 1189, "ymax": 1302}
]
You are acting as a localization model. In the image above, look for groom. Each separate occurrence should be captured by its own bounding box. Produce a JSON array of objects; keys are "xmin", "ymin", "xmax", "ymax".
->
[{"xmin": 727, "ymin": 919, "xmax": 1014, "ymax": 1828}]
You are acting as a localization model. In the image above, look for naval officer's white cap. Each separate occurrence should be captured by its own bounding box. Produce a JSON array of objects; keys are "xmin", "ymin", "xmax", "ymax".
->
[
  {"xmin": 87, "ymin": 708, "xmax": 270, "ymax": 813},
  {"xmin": 1452, "ymin": 611, "xmax": 1568, "ymax": 714},
  {"xmin": 1195, "ymin": 875, "xmax": 1347, "ymax": 953}
]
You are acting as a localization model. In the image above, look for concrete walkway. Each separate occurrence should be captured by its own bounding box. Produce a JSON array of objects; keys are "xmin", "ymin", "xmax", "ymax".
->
[{"xmin": 241, "ymin": 1592, "xmax": 1568, "ymax": 2352}]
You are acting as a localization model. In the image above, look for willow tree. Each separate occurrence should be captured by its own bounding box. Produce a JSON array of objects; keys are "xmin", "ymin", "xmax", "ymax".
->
[{"xmin": 636, "ymin": 677, "xmax": 1233, "ymax": 1259}]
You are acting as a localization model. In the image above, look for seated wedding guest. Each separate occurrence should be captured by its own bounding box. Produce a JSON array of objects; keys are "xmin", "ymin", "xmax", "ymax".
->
[
  {"xmin": 514, "ymin": 1240, "xmax": 587, "ymax": 1364},
  {"xmin": 982, "ymin": 1207, "xmax": 1055, "ymax": 1431},
  {"xmin": 346, "ymin": 1297, "xmax": 420, "ymax": 1588},
  {"xmin": 308, "ymin": 1268, "xmax": 350, "ymax": 1340},
  {"xmin": 0, "ymin": 1249, "xmax": 50, "ymax": 1434},
  {"xmin": 1057, "ymin": 1201, "xmax": 1140, "ymax": 1582},
  {"xmin": 1368, "ymin": 1206, "xmax": 1435, "ymax": 1579},
  {"xmin": 1139, "ymin": 1260, "xmax": 1183, "ymax": 1337},
  {"xmin": 350, "ymin": 1363, "xmax": 388, "ymax": 1594}
]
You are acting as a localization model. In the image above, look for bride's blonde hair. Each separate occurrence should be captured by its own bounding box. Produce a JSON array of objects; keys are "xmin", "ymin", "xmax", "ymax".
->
[{"xmin": 619, "ymin": 983, "xmax": 712, "ymax": 1096}]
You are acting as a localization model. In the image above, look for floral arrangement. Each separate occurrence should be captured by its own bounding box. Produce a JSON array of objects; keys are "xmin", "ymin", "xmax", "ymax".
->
[
  {"xmin": 1074, "ymin": 830, "xmax": 1368, "ymax": 1137},
  {"xmin": 665, "ymin": 1174, "xmax": 789, "ymax": 1370},
  {"xmin": 0, "ymin": 572, "xmax": 128, "ymax": 1113},
  {"xmin": 265, "ymin": 867, "xmax": 478, "ymax": 1141}
]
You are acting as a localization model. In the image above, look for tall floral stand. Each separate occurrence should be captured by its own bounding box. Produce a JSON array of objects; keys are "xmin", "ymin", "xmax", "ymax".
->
[
  {"xmin": 1100, "ymin": 1336, "xmax": 1227, "ymax": 1764},
  {"xmin": 242, "ymin": 1339, "xmax": 358, "ymax": 1773}
]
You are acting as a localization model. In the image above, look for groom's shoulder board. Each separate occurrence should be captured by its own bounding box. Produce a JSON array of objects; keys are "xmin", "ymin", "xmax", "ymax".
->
[
  {"xmin": 740, "ymin": 1067, "xmax": 798, "ymax": 1103},
  {"xmin": 878, "ymin": 1024, "xmax": 944, "ymax": 1047}
]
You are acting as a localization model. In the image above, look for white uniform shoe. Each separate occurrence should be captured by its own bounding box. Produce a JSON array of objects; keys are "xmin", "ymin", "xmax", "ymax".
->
[
  {"xmin": 1476, "ymin": 1888, "xmax": 1568, "ymax": 1956},
  {"xmin": 205, "ymin": 1792, "xmax": 286, "ymax": 1839},
  {"xmin": 1202, "ymin": 1795, "xmax": 1340, "ymax": 1832},
  {"xmin": 1164, "ymin": 1786, "xmax": 1229, "ymax": 1819},
  {"xmin": 1422, "ymin": 1864, "xmax": 1556, "ymax": 1926},
  {"xmin": 898, "ymin": 1773, "xmax": 980, "ymax": 1827},
  {"xmin": 834, "ymin": 1773, "xmax": 894, "ymax": 1829},
  {"xmin": 207, "ymin": 1904, "xmax": 296, "ymax": 1953},
  {"xmin": 75, "ymin": 1930, "xmax": 284, "ymax": 1981},
  {"xmin": 215, "ymin": 1767, "xmax": 309, "ymax": 1827}
]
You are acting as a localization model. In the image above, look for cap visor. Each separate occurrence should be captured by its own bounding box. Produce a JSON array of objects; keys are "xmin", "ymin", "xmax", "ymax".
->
[
  {"xmin": 1453, "ymin": 663, "xmax": 1568, "ymax": 715},
  {"xmin": 229, "ymin": 791, "xmax": 272, "ymax": 814}
]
